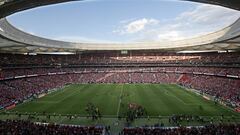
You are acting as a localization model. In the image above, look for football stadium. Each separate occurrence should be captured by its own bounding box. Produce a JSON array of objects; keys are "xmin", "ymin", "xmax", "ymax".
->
[{"xmin": 0, "ymin": 0, "xmax": 240, "ymax": 134}]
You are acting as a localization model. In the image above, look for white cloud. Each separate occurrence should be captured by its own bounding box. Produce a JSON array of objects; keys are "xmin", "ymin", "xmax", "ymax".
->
[
  {"xmin": 115, "ymin": 18, "xmax": 159, "ymax": 34},
  {"xmin": 126, "ymin": 18, "xmax": 159, "ymax": 33},
  {"xmin": 119, "ymin": 18, "xmax": 137, "ymax": 24},
  {"xmin": 175, "ymin": 4, "xmax": 240, "ymax": 28},
  {"xmin": 113, "ymin": 4, "xmax": 240, "ymax": 42}
]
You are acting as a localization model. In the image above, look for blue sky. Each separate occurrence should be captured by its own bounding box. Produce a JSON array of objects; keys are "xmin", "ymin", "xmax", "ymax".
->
[{"xmin": 7, "ymin": 0, "xmax": 240, "ymax": 43}]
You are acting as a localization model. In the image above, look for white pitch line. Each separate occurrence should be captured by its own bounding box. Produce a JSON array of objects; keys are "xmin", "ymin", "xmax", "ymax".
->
[{"xmin": 117, "ymin": 85, "xmax": 124, "ymax": 117}]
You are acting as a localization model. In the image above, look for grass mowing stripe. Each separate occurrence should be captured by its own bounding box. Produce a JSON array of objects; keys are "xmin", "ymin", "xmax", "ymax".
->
[{"xmin": 117, "ymin": 84, "xmax": 124, "ymax": 117}]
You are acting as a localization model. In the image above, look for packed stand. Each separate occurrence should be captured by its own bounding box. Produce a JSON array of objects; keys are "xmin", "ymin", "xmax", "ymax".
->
[
  {"xmin": 121, "ymin": 124, "xmax": 240, "ymax": 135},
  {"xmin": 0, "ymin": 119, "xmax": 104, "ymax": 135},
  {"xmin": 0, "ymin": 52, "xmax": 240, "ymax": 66}
]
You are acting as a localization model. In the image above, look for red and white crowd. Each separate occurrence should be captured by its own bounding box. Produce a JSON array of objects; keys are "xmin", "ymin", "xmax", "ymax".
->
[
  {"xmin": 121, "ymin": 124, "xmax": 240, "ymax": 135},
  {"xmin": 0, "ymin": 120, "xmax": 104, "ymax": 135}
]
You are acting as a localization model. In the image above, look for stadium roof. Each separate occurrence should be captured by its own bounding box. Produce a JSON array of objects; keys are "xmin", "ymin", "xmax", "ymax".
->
[{"xmin": 0, "ymin": 0, "xmax": 240, "ymax": 53}]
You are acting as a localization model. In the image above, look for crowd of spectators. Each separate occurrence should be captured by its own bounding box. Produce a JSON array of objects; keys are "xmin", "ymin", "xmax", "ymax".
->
[
  {"xmin": 0, "ymin": 119, "xmax": 104, "ymax": 135},
  {"xmin": 0, "ymin": 74, "xmax": 70, "ymax": 108},
  {"xmin": 0, "ymin": 51, "xmax": 239, "ymax": 66},
  {"xmin": 0, "ymin": 67, "xmax": 239, "ymax": 79},
  {"xmin": 178, "ymin": 74, "xmax": 240, "ymax": 107},
  {"xmin": 0, "ymin": 119, "xmax": 240, "ymax": 135},
  {"xmin": 121, "ymin": 124, "xmax": 240, "ymax": 135}
]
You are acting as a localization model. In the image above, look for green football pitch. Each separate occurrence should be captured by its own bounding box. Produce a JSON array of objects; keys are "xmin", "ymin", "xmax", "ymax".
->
[{"xmin": 10, "ymin": 84, "xmax": 239, "ymax": 117}]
